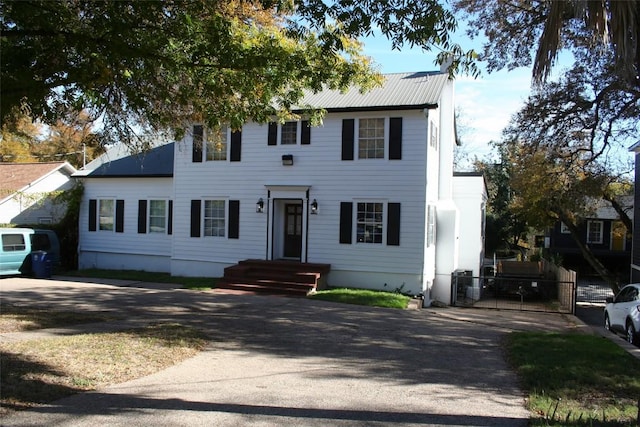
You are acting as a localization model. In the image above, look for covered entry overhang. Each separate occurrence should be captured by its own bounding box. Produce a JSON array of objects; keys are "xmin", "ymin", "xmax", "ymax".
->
[{"xmin": 264, "ymin": 184, "xmax": 314, "ymax": 262}]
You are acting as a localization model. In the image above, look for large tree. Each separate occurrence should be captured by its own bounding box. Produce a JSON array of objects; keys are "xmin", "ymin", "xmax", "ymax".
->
[
  {"xmin": 1, "ymin": 0, "xmax": 478, "ymax": 145},
  {"xmin": 500, "ymin": 52, "xmax": 637, "ymax": 291},
  {"xmin": 453, "ymin": 0, "xmax": 639, "ymax": 85}
]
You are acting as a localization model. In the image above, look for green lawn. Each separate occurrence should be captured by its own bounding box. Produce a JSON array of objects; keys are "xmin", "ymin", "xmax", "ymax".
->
[
  {"xmin": 311, "ymin": 287, "xmax": 411, "ymax": 309},
  {"xmin": 506, "ymin": 332, "xmax": 640, "ymax": 426}
]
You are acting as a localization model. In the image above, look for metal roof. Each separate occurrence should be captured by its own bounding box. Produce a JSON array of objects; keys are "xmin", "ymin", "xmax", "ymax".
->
[
  {"xmin": 297, "ymin": 71, "xmax": 449, "ymax": 111},
  {"xmin": 76, "ymin": 142, "xmax": 174, "ymax": 178}
]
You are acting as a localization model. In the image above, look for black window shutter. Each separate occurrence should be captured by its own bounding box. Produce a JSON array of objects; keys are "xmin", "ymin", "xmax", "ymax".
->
[
  {"xmin": 230, "ymin": 130, "xmax": 242, "ymax": 162},
  {"xmin": 190, "ymin": 200, "xmax": 201, "ymax": 237},
  {"xmin": 389, "ymin": 117, "xmax": 402, "ymax": 160},
  {"xmin": 88, "ymin": 199, "xmax": 97, "ymax": 231},
  {"xmin": 168, "ymin": 200, "xmax": 173, "ymax": 235},
  {"xmin": 301, "ymin": 120, "xmax": 311, "ymax": 145},
  {"xmin": 339, "ymin": 202, "xmax": 353, "ymax": 244},
  {"xmin": 268, "ymin": 122, "xmax": 278, "ymax": 146},
  {"xmin": 192, "ymin": 125, "xmax": 203, "ymax": 163},
  {"xmin": 341, "ymin": 119, "xmax": 354, "ymax": 160},
  {"xmin": 138, "ymin": 200, "xmax": 147, "ymax": 234},
  {"xmin": 387, "ymin": 203, "xmax": 401, "ymax": 246},
  {"xmin": 228, "ymin": 200, "xmax": 240, "ymax": 239},
  {"xmin": 115, "ymin": 200, "xmax": 125, "ymax": 233}
]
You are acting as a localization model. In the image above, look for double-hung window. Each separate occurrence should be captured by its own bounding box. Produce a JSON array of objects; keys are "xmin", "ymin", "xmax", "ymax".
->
[
  {"xmin": 148, "ymin": 200, "xmax": 167, "ymax": 233},
  {"xmin": 89, "ymin": 198, "xmax": 124, "ymax": 232},
  {"xmin": 356, "ymin": 202, "xmax": 384, "ymax": 243},
  {"xmin": 99, "ymin": 199, "xmax": 114, "ymax": 231},
  {"xmin": 193, "ymin": 125, "xmax": 241, "ymax": 162},
  {"xmin": 342, "ymin": 117, "xmax": 402, "ymax": 161},
  {"xmin": 281, "ymin": 122, "xmax": 297, "ymax": 145},
  {"xmin": 206, "ymin": 126, "xmax": 227, "ymax": 161},
  {"xmin": 340, "ymin": 201, "xmax": 401, "ymax": 246},
  {"xmin": 267, "ymin": 121, "xmax": 311, "ymax": 145},
  {"xmin": 358, "ymin": 118, "xmax": 385, "ymax": 159},
  {"xmin": 586, "ymin": 220, "xmax": 603, "ymax": 244},
  {"xmin": 204, "ymin": 200, "xmax": 226, "ymax": 237}
]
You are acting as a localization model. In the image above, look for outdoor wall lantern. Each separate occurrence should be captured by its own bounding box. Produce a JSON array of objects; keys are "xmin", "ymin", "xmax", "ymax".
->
[
  {"xmin": 282, "ymin": 154, "xmax": 294, "ymax": 166},
  {"xmin": 310, "ymin": 199, "xmax": 318, "ymax": 215},
  {"xmin": 256, "ymin": 198, "xmax": 264, "ymax": 213}
]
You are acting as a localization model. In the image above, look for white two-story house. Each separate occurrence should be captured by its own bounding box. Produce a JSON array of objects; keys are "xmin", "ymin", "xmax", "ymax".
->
[{"xmin": 76, "ymin": 71, "xmax": 486, "ymax": 306}]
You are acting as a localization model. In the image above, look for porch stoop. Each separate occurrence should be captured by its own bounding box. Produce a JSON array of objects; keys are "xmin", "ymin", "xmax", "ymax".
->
[{"xmin": 217, "ymin": 259, "xmax": 331, "ymax": 296}]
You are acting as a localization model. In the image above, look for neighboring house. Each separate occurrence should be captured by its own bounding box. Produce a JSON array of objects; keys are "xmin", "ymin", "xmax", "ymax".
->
[
  {"xmin": 546, "ymin": 196, "xmax": 632, "ymax": 276},
  {"xmin": 76, "ymin": 71, "xmax": 487, "ymax": 305},
  {"xmin": 0, "ymin": 161, "xmax": 77, "ymax": 225}
]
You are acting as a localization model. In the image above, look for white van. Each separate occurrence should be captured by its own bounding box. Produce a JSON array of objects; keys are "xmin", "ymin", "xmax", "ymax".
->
[{"xmin": 0, "ymin": 228, "xmax": 61, "ymax": 276}]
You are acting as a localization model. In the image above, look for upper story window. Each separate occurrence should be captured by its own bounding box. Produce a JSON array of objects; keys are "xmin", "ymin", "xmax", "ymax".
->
[
  {"xmin": 281, "ymin": 122, "xmax": 298, "ymax": 145},
  {"xmin": 192, "ymin": 125, "xmax": 241, "ymax": 162},
  {"xmin": 358, "ymin": 118, "xmax": 385, "ymax": 159},
  {"xmin": 586, "ymin": 220, "xmax": 603, "ymax": 244},
  {"xmin": 342, "ymin": 117, "xmax": 402, "ymax": 161},
  {"xmin": 206, "ymin": 126, "xmax": 227, "ymax": 161},
  {"xmin": 268, "ymin": 121, "xmax": 311, "ymax": 146},
  {"xmin": 430, "ymin": 120, "xmax": 438, "ymax": 149}
]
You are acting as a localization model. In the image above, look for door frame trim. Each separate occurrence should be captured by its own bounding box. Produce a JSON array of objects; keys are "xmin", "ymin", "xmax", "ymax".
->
[{"xmin": 265, "ymin": 185, "xmax": 311, "ymax": 262}]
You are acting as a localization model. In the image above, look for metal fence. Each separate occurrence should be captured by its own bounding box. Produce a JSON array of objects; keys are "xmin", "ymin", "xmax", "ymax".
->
[{"xmin": 451, "ymin": 273, "xmax": 576, "ymax": 314}]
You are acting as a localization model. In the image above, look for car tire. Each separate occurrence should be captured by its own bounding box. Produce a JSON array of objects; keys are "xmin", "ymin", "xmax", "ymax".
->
[
  {"xmin": 604, "ymin": 313, "xmax": 611, "ymax": 332},
  {"xmin": 626, "ymin": 322, "xmax": 638, "ymax": 346}
]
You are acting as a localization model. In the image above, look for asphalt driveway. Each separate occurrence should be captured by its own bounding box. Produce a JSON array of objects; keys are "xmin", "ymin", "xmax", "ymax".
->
[{"xmin": 0, "ymin": 276, "xmax": 586, "ymax": 426}]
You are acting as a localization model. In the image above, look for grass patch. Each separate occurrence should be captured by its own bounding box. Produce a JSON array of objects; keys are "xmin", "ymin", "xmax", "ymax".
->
[
  {"xmin": 506, "ymin": 332, "xmax": 640, "ymax": 426},
  {"xmin": 62, "ymin": 269, "xmax": 217, "ymax": 290},
  {"xmin": 0, "ymin": 323, "xmax": 207, "ymax": 415},
  {"xmin": 0, "ymin": 306, "xmax": 117, "ymax": 333},
  {"xmin": 311, "ymin": 288, "xmax": 411, "ymax": 309}
]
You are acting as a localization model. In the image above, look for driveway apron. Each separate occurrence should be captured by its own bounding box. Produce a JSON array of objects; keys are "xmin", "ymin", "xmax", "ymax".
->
[{"xmin": 0, "ymin": 277, "xmax": 548, "ymax": 426}]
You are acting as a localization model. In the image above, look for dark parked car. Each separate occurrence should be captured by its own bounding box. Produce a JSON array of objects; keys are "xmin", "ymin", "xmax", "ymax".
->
[{"xmin": 604, "ymin": 284, "xmax": 640, "ymax": 346}]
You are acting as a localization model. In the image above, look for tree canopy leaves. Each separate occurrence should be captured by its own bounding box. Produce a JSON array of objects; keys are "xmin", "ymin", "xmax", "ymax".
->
[
  {"xmin": 453, "ymin": 0, "xmax": 639, "ymax": 85},
  {"xmin": 1, "ymin": 0, "xmax": 478, "ymax": 145}
]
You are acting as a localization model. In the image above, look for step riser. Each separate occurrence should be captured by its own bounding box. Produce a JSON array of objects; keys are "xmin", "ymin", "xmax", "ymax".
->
[{"xmin": 220, "ymin": 259, "xmax": 331, "ymax": 296}]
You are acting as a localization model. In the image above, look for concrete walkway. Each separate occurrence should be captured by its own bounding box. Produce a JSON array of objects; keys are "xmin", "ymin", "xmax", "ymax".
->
[{"xmin": 0, "ymin": 276, "xmax": 616, "ymax": 426}]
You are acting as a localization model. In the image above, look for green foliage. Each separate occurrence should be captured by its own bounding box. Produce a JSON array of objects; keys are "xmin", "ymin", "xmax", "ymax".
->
[
  {"xmin": 1, "ymin": 0, "xmax": 477, "ymax": 146},
  {"xmin": 311, "ymin": 288, "xmax": 410, "ymax": 309},
  {"xmin": 506, "ymin": 332, "xmax": 640, "ymax": 426}
]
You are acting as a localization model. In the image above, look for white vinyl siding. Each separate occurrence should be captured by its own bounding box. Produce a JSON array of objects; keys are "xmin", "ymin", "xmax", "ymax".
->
[{"xmin": 78, "ymin": 178, "xmax": 173, "ymax": 271}]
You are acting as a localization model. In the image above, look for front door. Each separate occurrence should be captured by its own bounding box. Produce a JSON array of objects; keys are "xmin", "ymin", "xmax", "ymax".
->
[{"xmin": 283, "ymin": 203, "xmax": 302, "ymax": 259}]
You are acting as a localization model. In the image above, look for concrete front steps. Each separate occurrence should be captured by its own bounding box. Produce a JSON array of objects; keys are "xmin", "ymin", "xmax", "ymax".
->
[{"xmin": 217, "ymin": 259, "xmax": 331, "ymax": 296}]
